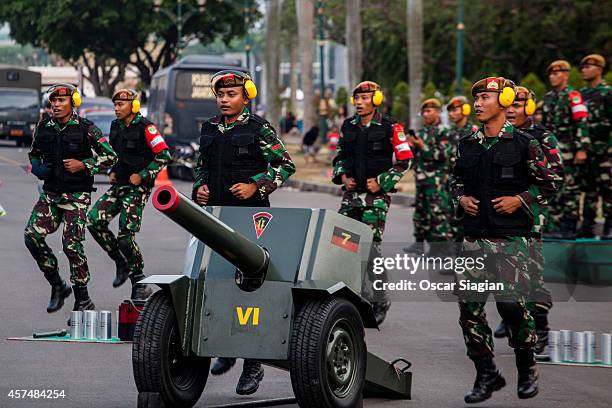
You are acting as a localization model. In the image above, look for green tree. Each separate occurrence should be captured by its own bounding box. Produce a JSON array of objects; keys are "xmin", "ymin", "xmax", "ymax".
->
[
  {"xmin": 423, "ymin": 81, "xmax": 438, "ymax": 100},
  {"xmin": 520, "ymin": 72, "xmax": 547, "ymax": 100},
  {"xmin": 605, "ymin": 71, "xmax": 612, "ymax": 85},
  {"xmin": 0, "ymin": 0, "xmax": 257, "ymax": 94},
  {"xmin": 335, "ymin": 86, "xmax": 348, "ymax": 107},
  {"xmin": 447, "ymin": 78, "xmax": 472, "ymax": 99},
  {"xmin": 391, "ymin": 81, "xmax": 410, "ymax": 125},
  {"xmin": 568, "ymin": 67, "xmax": 584, "ymax": 90}
]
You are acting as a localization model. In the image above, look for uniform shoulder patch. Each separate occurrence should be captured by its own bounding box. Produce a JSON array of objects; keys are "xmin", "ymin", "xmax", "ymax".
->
[
  {"xmin": 515, "ymin": 128, "xmax": 535, "ymax": 141},
  {"xmin": 249, "ymin": 113, "xmax": 270, "ymax": 126}
]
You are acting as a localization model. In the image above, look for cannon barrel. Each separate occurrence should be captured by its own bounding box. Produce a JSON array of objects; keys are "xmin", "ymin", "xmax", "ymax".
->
[{"xmin": 152, "ymin": 185, "xmax": 269, "ymax": 283}]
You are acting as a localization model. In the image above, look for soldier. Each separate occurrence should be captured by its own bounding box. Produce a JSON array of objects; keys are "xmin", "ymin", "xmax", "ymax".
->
[
  {"xmin": 496, "ymin": 86, "xmax": 565, "ymax": 355},
  {"xmin": 192, "ymin": 70, "xmax": 295, "ymax": 395},
  {"xmin": 447, "ymin": 96, "xmax": 479, "ymax": 243},
  {"xmin": 332, "ymin": 81, "xmax": 413, "ymax": 323},
  {"xmin": 87, "ymin": 89, "xmax": 171, "ymax": 300},
  {"xmin": 405, "ymin": 98, "xmax": 453, "ymax": 255},
  {"xmin": 542, "ymin": 60, "xmax": 590, "ymax": 238},
  {"xmin": 447, "ymin": 95, "xmax": 478, "ymax": 148},
  {"xmin": 24, "ymin": 84, "xmax": 117, "ymax": 315},
  {"xmin": 450, "ymin": 77, "xmax": 557, "ymax": 403},
  {"xmin": 579, "ymin": 54, "xmax": 611, "ymax": 239}
]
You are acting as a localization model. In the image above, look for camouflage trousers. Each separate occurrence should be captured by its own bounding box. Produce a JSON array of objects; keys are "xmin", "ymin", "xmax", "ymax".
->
[
  {"xmin": 457, "ymin": 237, "xmax": 537, "ymax": 358},
  {"xmin": 581, "ymin": 145, "xmax": 612, "ymax": 224},
  {"xmin": 338, "ymin": 191, "xmax": 390, "ymax": 242},
  {"xmin": 87, "ymin": 184, "xmax": 152, "ymax": 275},
  {"xmin": 24, "ymin": 191, "xmax": 91, "ymax": 285},
  {"xmin": 339, "ymin": 191, "xmax": 390, "ymax": 304},
  {"xmin": 548, "ymin": 159, "xmax": 583, "ymax": 230},
  {"xmin": 413, "ymin": 184, "xmax": 453, "ymax": 242}
]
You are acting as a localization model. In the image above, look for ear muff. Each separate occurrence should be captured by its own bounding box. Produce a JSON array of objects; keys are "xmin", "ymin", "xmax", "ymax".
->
[
  {"xmin": 131, "ymin": 98, "xmax": 141, "ymax": 113},
  {"xmin": 244, "ymin": 79, "xmax": 257, "ymax": 100},
  {"xmin": 461, "ymin": 103, "xmax": 471, "ymax": 116},
  {"xmin": 524, "ymin": 98, "xmax": 536, "ymax": 116},
  {"xmin": 350, "ymin": 95, "xmax": 355, "ymax": 105},
  {"xmin": 498, "ymin": 86, "xmax": 515, "ymax": 108},
  {"xmin": 372, "ymin": 90, "xmax": 383, "ymax": 106},
  {"xmin": 71, "ymin": 91, "xmax": 81, "ymax": 108}
]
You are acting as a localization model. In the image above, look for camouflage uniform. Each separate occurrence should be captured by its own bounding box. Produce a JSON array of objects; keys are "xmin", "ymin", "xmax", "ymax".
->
[
  {"xmin": 87, "ymin": 113, "xmax": 171, "ymax": 280},
  {"xmin": 448, "ymin": 121, "xmax": 479, "ymax": 242},
  {"xmin": 542, "ymin": 85, "xmax": 589, "ymax": 232},
  {"xmin": 580, "ymin": 81, "xmax": 612, "ymax": 235},
  {"xmin": 520, "ymin": 117, "xmax": 564, "ymax": 348},
  {"xmin": 25, "ymin": 113, "xmax": 117, "ymax": 285},
  {"xmin": 413, "ymin": 122, "xmax": 453, "ymax": 242},
  {"xmin": 333, "ymin": 110, "xmax": 412, "ymax": 307},
  {"xmin": 332, "ymin": 111, "xmax": 412, "ymax": 242},
  {"xmin": 450, "ymin": 121, "xmax": 558, "ymax": 357},
  {"xmin": 192, "ymin": 108, "xmax": 295, "ymax": 200}
]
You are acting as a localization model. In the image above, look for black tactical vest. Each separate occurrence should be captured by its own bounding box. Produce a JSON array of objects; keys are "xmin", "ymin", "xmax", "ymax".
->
[
  {"xmin": 340, "ymin": 115, "xmax": 394, "ymax": 192},
  {"xmin": 110, "ymin": 118, "xmax": 155, "ymax": 186},
  {"xmin": 458, "ymin": 130, "xmax": 533, "ymax": 237},
  {"xmin": 33, "ymin": 118, "xmax": 94, "ymax": 193},
  {"xmin": 199, "ymin": 115, "xmax": 269, "ymax": 207}
]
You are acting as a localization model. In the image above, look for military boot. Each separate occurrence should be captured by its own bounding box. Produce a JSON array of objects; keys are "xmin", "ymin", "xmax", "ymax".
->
[
  {"xmin": 109, "ymin": 248, "xmax": 129, "ymax": 288},
  {"xmin": 67, "ymin": 285, "xmax": 95, "ymax": 326},
  {"xmin": 373, "ymin": 301, "xmax": 391, "ymax": 325},
  {"xmin": 44, "ymin": 271, "xmax": 72, "ymax": 313},
  {"xmin": 210, "ymin": 357, "xmax": 236, "ymax": 375},
  {"xmin": 602, "ymin": 219, "xmax": 612, "ymax": 240},
  {"xmin": 533, "ymin": 305, "xmax": 550, "ymax": 355},
  {"xmin": 129, "ymin": 273, "xmax": 152, "ymax": 301},
  {"xmin": 403, "ymin": 239, "xmax": 425, "ymax": 255},
  {"xmin": 516, "ymin": 348, "xmax": 539, "ymax": 399},
  {"xmin": 236, "ymin": 360, "xmax": 264, "ymax": 395},
  {"xmin": 493, "ymin": 321, "xmax": 507, "ymax": 338},
  {"xmin": 576, "ymin": 221, "xmax": 595, "ymax": 238},
  {"xmin": 559, "ymin": 219, "xmax": 577, "ymax": 239},
  {"xmin": 464, "ymin": 355, "xmax": 506, "ymax": 404}
]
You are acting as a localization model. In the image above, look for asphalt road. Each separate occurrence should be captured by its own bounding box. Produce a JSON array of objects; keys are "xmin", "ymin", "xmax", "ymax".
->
[{"xmin": 0, "ymin": 141, "xmax": 611, "ymax": 408}]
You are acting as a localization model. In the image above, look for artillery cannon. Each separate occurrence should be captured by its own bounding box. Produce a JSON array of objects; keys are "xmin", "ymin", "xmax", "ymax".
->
[{"xmin": 133, "ymin": 185, "xmax": 412, "ymax": 407}]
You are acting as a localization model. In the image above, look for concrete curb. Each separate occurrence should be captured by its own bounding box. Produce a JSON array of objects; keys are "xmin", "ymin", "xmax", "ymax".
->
[{"xmin": 284, "ymin": 179, "xmax": 415, "ymax": 207}]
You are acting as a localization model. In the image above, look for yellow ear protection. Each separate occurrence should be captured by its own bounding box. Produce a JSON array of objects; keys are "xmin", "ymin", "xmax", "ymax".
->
[
  {"xmin": 524, "ymin": 92, "xmax": 536, "ymax": 116},
  {"xmin": 211, "ymin": 70, "xmax": 257, "ymax": 100},
  {"xmin": 47, "ymin": 84, "xmax": 81, "ymax": 107},
  {"xmin": 514, "ymin": 86, "xmax": 536, "ymax": 116},
  {"xmin": 351, "ymin": 81, "xmax": 383, "ymax": 106},
  {"xmin": 498, "ymin": 79, "xmax": 516, "ymax": 108},
  {"xmin": 448, "ymin": 97, "xmax": 471, "ymax": 116},
  {"xmin": 112, "ymin": 89, "xmax": 140, "ymax": 113}
]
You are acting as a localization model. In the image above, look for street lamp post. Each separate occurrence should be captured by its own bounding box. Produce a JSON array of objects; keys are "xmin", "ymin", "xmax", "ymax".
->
[
  {"xmin": 316, "ymin": 1, "xmax": 327, "ymax": 141},
  {"xmin": 153, "ymin": 0, "xmax": 207, "ymax": 56},
  {"xmin": 454, "ymin": 0, "xmax": 465, "ymax": 96},
  {"xmin": 244, "ymin": 1, "xmax": 251, "ymax": 72}
]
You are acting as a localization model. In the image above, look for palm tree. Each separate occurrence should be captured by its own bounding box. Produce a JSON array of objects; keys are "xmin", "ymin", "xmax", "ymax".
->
[
  {"xmin": 407, "ymin": 0, "xmax": 423, "ymax": 130},
  {"xmin": 346, "ymin": 0, "xmax": 362, "ymax": 89},
  {"xmin": 297, "ymin": 0, "xmax": 316, "ymax": 132},
  {"xmin": 265, "ymin": 0, "xmax": 282, "ymax": 132}
]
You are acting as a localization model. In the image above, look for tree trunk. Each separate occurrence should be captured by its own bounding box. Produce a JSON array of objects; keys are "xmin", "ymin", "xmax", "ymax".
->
[
  {"xmin": 407, "ymin": 0, "xmax": 423, "ymax": 131},
  {"xmin": 297, "ymin": 0, "xmax": 315, "ymax": 133},
  {"xmin": 289, "ymin": 29, "xmax": 299, "ymax": 115},
  {"xmin": 265, "ymin": 0, "xmax": 282, "ymax": 132},
  {"xmin": 346, "ymin": 0, "xmax": 362, "ymax": 110}
]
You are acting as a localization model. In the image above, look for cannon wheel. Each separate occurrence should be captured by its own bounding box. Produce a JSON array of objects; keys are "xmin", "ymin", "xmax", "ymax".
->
[
  {"xmin": 289, "ymin": 297, "xmax": 366, "ymax": 408},
  {"xmin": 133, "ymin": 290, "xmax": 210, "ymax": 408}
]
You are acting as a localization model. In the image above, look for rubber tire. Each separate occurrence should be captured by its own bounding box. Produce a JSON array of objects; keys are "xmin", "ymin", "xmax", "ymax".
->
[
  {"xmin": 289, "ymin": 297, "xmax": 366, "ymax": 408},
  {"xmin": 132, "ymin": 290, "xmax": 210, "ymax": 408}
]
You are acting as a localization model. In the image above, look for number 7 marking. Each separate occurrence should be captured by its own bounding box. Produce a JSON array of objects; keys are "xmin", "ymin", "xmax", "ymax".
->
[{"xmin": 342, "ymin": 233, "xmax": 351, "ymax": 245}]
